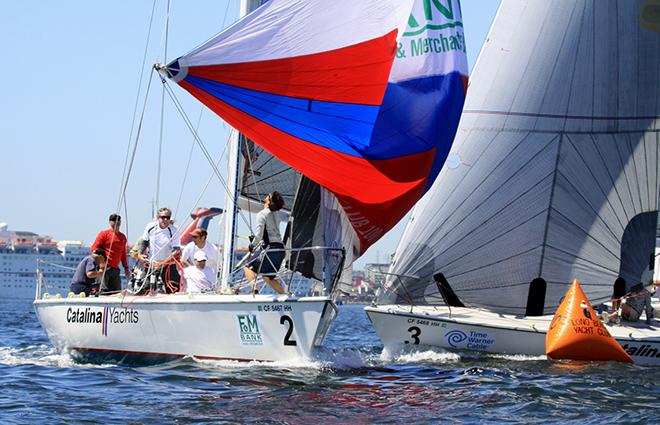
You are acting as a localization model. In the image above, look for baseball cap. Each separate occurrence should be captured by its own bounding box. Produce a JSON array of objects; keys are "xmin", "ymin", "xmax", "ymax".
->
[
  {"xmin": 109, "ymin": 213, "xmax": 121, "ymax": 221},
  {"xmin": 93, "ymin": 247, "xmax": 106, "ymax": 257},
  {"xmin": 193, "ymin": 251, "xmax": 208, "ymax": 261}
]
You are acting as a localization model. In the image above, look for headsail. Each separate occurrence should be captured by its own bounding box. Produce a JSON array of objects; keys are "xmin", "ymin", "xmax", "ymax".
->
[
  {"xmin": 384, "ymin": 0, "xmax": 660, "ymax": 314},
  {"xmin": 164, "ymin": 0, "xmax": 467, "ymax": 258},
  {"xmin": 239, "ymin": 135, "xmax": 299, "ymax": 211}
]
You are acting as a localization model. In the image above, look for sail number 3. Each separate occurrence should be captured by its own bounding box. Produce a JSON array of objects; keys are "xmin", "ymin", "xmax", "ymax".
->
[{"xmin": 405, "ymin": 326, "xmax": 421, "ymax": 345}]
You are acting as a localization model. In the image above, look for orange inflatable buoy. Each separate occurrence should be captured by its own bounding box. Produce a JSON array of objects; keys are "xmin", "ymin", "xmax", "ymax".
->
[{"xmin": 546, "ymin": 279, "xmax": 633, "ymax": 363}]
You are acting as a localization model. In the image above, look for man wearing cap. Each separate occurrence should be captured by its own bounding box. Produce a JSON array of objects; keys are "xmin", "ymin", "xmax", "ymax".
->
[
  {"xmin": 70, "ymin": 248, "xmax": 107, "ymax": 296},
  {"xmin": 181, "ymin": 227, "xmax": 220, "ymax": 274},
  {"xmin": 183, "ymin": 250, "xmax": 217, "ymax": 293},
  {"xmin": 137, "ymin": 207, "xmax": 181, "ymax": 293},
  {"xmin": 91, "ymin": 213, "xmax": 130, "ymax": 294}
]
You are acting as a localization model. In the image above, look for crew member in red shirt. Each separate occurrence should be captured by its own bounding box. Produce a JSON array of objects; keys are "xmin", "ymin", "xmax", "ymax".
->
[{"xmin": 91, "ymin": 213, "xmax": 130, "ymax": 293}]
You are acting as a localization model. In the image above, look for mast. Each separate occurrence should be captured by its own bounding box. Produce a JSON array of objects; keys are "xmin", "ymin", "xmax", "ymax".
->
[
  {"xmin": 220, "ymin": 0, "xmax": 262, "ymax": 288},
  {"xmin": 220, "ymin": 131, "xmax": 240, "ymax": 288}
]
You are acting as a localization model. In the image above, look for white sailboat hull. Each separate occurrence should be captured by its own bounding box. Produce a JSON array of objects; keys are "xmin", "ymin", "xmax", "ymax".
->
[
  {"xmin": 35, "ymin": 294, "xmax": 336, "ymax": 364},
  {"xmin": 365, "ymin": 305, "xmax": 660, "ymax": 366}
]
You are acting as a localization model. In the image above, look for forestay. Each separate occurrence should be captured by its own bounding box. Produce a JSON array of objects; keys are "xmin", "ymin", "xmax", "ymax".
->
[{"xmin": 384, "ymin": 0, "xmax": 660, "ymax": 314}]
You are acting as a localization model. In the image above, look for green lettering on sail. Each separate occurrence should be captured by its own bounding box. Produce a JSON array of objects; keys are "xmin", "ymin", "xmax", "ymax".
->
[
  {"xmin": 404, "ymin": 0, "xmax": 464, "ymax": 37},
  {"xmin": 409, "ymin": 32, "xmax": 465, "ymax": 57},
  {"xmin": 423, "ymin": 0, "xmax": 454, "ymax": 21}
]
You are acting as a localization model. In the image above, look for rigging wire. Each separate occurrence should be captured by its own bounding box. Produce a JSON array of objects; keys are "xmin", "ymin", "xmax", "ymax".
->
[
  {"xmin": 120, "ymin": 73, "xmax": 157, "ymax": 211},
  {"xmin": 107, "ymin": 0, "xmax": 160, "ymax": 291},
  {"xmin": 116, "ymin": 0, "xmax": 159, "ymax": 212},
  {"xmin": 155, "ymin": 0, "xmax": 171, "ymax": 210},
  {"xmin": 174, "ymin": 107, "xmax": 205, "ymax": 222},
  {"xmin": 160, "ymin": 76, "xmax": 254, "ymax": 231}
]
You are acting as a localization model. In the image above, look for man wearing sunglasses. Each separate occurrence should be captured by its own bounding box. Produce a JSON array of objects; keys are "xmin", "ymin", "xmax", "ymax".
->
[
  {"xmin": 138, "ymin": 207, "xmax": 182, "ymax": 293},
  {"xmin": 91, "ymin": 213, "xmax": 130, "ymax": 294}
]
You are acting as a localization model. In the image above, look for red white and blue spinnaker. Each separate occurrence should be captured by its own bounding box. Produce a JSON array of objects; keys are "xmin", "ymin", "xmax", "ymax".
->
[{"xmin": 165, "ymin": 0, "xmax": 467, "ymax": 255}]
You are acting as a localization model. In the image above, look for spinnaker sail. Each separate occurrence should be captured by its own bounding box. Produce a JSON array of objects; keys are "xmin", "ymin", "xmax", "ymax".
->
[{"xmin": 164, "ymin": 0, "xmax": 468, "ymax": 263}]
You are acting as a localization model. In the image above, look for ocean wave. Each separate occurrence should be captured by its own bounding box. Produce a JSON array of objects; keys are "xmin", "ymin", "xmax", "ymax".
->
[{"xmin": 379, "ymin": 346, "xmax": 461, "ymax": 364}]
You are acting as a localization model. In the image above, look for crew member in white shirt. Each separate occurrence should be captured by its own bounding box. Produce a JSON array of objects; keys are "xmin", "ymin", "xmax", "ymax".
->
[
  {"xmin": 183, "ymin": 251, "xmax": 216, "ymax": 293},
  {"xmin": 181, "ymin": 227, "xmax": 219, "ymax": 274},
  {"xmin": 137, "ymin": 207, "xmax": 181, "ymax": 293}
]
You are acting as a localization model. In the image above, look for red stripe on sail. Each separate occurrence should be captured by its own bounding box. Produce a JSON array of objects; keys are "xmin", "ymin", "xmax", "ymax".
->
[
  {"xmin": 187, "ymin": 30, "xmax": 398, "ymax": 105},
  {"xmin": 180, "ymin": 80, "xmax": 434, "ymax": 251}
]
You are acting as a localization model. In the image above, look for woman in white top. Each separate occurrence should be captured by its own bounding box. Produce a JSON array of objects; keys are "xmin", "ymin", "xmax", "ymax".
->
[{"xmin": 243, "ymin": 191, "xmax": 287, "ymax": 294}]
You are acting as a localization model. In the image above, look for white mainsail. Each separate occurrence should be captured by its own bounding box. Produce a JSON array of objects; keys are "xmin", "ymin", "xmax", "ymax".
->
[{"xmin": 385, "ymin": 0, "xmax": 660, "ymax": 315}]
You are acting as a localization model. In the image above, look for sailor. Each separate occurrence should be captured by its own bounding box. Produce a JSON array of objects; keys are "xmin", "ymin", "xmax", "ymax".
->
[
  {"xmin": 183, "ymin": 250, "xmax": 216, "ymax": 293},
  {"xmin": 243, "ymin": 191, "xmax": 287, "ymax": 295},
  {"xmin": 621, "ymin": 283, "xmax": 654, "ymax": 325},
  {"xmin": 137, "ymin": 207, "xmax": 182, "ymax": 293},
  {"xmin": 70, "ymin": 248, "xmax": 106, "ymax": 296},
  {"xmin": 609, "ymin": 277, "xmax": 627, "ymax": 322},
  {"xmin": 91, "ymin": 213, "xmax": 130, "ymax": 294},
  {"xmin": 181, "ymin": 227, "xmax": 220, "ymax": 274}
]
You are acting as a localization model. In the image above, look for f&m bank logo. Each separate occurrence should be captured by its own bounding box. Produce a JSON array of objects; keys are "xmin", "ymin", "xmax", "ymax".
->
[{"xmin": 237, "ymin": 314, "xmax": 263, "ymax": 346}]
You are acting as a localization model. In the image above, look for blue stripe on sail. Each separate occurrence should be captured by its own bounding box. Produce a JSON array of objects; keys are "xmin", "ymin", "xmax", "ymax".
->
[
  {"xmin": 369, "ymin": 71, "xmax": 466, "ymax": 176},
  {"xmin": 184, "ymin": 76, "xmax": 380, "ymax": 158}
]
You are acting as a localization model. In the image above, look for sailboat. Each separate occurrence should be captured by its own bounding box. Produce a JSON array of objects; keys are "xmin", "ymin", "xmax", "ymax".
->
[
  {"xmin": 33, "ymin": 0, "xmax": 468, "ymax": 364},
  {"xmin": 366, "ymin": 0, "xmax": 660, "ymax": 366}
]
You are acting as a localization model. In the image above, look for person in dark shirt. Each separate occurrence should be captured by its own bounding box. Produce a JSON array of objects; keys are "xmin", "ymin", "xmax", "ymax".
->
[{"xmin": 70, "ymin": 248, "xmax": 106, "ymax": 296}]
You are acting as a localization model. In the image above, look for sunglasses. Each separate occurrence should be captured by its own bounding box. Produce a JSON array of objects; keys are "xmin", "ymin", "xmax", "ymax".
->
[{"xmin": 158, "ymin": 216, "xmax": 171, "ymax": 220}]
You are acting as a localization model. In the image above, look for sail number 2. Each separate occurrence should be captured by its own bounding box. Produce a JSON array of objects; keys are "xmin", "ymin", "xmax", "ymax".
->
[{"xmin": 280, "ymin": 315, "xmax": 297, "ymax": 346}]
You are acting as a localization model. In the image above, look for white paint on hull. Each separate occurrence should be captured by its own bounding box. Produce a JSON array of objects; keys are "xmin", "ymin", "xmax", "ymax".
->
[
  {"xmin": 366, "ymin": 305, "xmax": 660, "ymax": 366},
  {"xmin": 35, "ymin": 293, "xmax": 335, "ymax": 363}
]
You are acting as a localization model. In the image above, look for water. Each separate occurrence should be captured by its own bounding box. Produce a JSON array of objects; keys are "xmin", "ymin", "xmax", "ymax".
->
[{"xmin": 1, "ymin": 301, "xmax": 658, "ymax": 424}]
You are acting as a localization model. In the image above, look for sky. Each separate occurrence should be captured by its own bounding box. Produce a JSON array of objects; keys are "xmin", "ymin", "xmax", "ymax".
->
[{"xmin": 1, "ymin": 0, "xmax": 501, "ymax": 269}]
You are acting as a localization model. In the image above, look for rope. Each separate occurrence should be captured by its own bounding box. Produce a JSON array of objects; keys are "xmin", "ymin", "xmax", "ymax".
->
[{"xmin": 611, "ymin": 288, "xmax": 655, "ymax": 303}]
